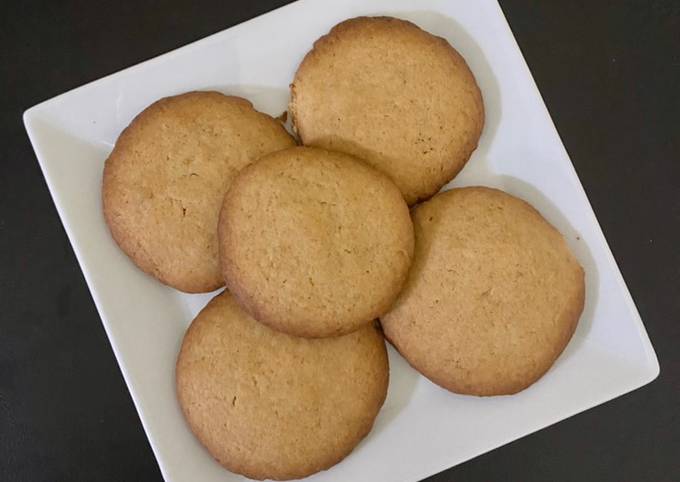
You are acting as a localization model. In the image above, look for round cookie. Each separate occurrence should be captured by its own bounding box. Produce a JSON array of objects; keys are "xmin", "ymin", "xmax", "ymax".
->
[
  {"xmin": 290, "ymin": 16, "xmax": 484, "ymax": 205},
  {"xmin": 381, "ymin": 187, "xmax": 585, "ymax": 396},
  {"xmin": 176, "ymin": 291, "xmax": 389, "ymax": 481},
  {"xmin": 102, "ymin": 91, "xmax": 296, "ymax": 293},
  {"xmin": 219, "ymin": 146, "xmax": 414, "ymax": 338}
]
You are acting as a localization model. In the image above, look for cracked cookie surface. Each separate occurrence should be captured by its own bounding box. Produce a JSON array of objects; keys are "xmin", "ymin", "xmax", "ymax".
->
[
  {"xmin": 381, "ymin": 187, "xmax": 585, "ymax": 395},
  {"xmin": 290, "ymin": 16, "xmax": 484, "ymax": 205},
  {"xmin": 219, "ymin": 146, "xmax": 414, "ymax": 337},
  {"xmin": 176, "ymin": 291, "xmax": 389, "ymax": 480},
  {"xmin": 102, "ymin": 91, "xmax": 295, "ymax": 292}
]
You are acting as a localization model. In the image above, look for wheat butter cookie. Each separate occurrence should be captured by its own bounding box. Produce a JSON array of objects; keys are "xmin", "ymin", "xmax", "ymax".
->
[
  {"xmin": 102, "ymin": 91, "xmax": 295, "ymax": 293},
  {"xmin": 219, "ymin": 146, "xmax": 414, "ymax": 338},
  {"xmin": 290, "ymin": 16, "xmax": 484, "ymax": 205},
  {"xmin": 176, "ymin": 291, "xmax": 389, "ymax": 481},
  {"xmin": 381, "ymin": 187, "xmax": 585, "ymax": 396}
]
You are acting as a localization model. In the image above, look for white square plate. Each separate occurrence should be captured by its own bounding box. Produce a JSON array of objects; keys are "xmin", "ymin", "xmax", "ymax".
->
[{"xmin": 24, "ymin": 0, "xmax": 659, "ymax": 481}]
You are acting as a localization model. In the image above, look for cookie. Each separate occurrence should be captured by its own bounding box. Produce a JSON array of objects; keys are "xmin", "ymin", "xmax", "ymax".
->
[
  {"xmin": 381, "ymin": 187, "xmax": 585, "ymax": 396},
  {"xmin": 176, "ymin": 291, "xmax": 389, "ymax": 480},
  {"xmin": 102, "ymin": 91, "xmax": 296, "ymax": 293},
  {"xmin": 219, "ymin": 146, "xmax": 414, "ymax": 338},
  {"xmin": 290, "ymin": 16, "xmax": 484, "ymax": 205}
]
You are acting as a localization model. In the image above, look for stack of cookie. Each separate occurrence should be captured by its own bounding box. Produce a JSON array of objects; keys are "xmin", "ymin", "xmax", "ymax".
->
[{"xmin": 102, "ymin": 16, "xmax": 584, "ymax": 481}]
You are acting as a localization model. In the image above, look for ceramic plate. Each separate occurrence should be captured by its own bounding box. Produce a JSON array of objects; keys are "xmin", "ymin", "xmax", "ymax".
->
[{"xmin": 24, "ymin": 0, "xmax": 659, "ymax": 480}]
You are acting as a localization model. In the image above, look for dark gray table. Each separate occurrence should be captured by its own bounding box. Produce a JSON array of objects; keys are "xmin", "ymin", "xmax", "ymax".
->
[{"xmin": 2, "ymin": 1, "xmax": 679, "ymax": 481}]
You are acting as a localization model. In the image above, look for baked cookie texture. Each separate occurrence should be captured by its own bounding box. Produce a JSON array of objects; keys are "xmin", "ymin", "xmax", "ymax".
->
[
  {"xmin": 290, "ymin": 16, "xmax": 484, "ymax": 205},
  {"xmin": 176, "ymin": 291, "xmax": 389, "ymax": 481},
  {"xmin": 219, "ymin": 146, "xmax": 414, "ymax": 338},
  {"xmin": 102, "ymin": 91, "xmax": 295, "ymax": 293},
  {"xmin": 381, "ymin": 187, "xmax": 585, "ymax": 396}
]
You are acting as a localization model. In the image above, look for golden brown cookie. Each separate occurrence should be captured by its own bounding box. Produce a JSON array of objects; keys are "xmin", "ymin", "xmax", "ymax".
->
[
  {"xmin": 176, "ymin": 291, "xmax": 389, "ymax": 481},
  {"xmin": 290, "ymin": 16, "xmax": 484, "ymax": 205},
  {"xmin": 381, "ymin": 187, "xmax": 585, "ymax": 396},
  {"xmin": 219, "ymin": 146, "xmax": 414, "ymax": 338},
  {"xmin": 102, "ymin": 91, "xmax": 295, "ymax": 293}
]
